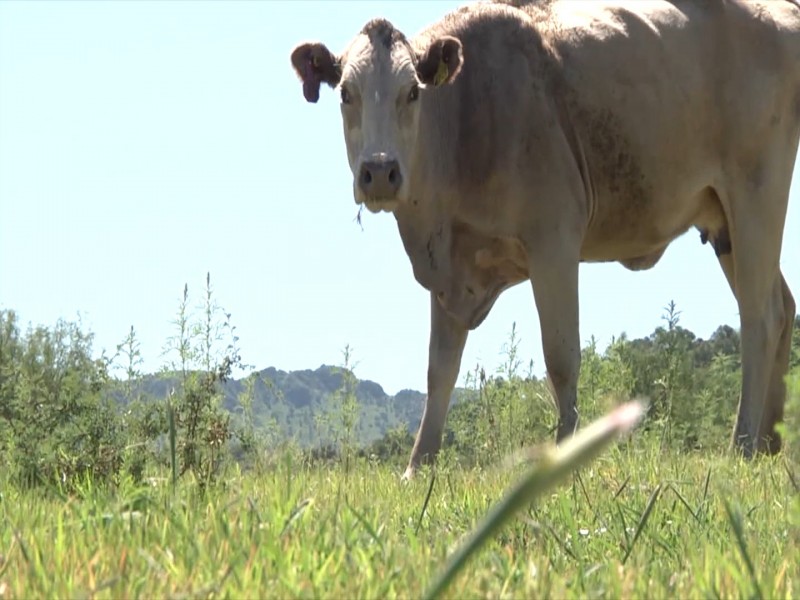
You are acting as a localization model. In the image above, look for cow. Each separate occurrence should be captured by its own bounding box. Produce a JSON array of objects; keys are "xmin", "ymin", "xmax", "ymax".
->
[{"xmin": 291, "ymin": 0, "xmax": 800, "ymax": 478}]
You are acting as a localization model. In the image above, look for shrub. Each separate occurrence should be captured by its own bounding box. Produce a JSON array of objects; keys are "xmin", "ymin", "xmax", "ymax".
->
[{"xmin": 0, "ymin": 310, "xmax": 123, "ymax": 488}]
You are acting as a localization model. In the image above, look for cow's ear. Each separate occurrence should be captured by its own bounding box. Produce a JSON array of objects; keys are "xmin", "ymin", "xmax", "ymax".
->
[
  {"xmin": 416, "ymin": 36, "xmax": 463, "ymax": 87},
  {"xmin": 290, "ymin": 42, "xmax": 342, "ymax": 103}
]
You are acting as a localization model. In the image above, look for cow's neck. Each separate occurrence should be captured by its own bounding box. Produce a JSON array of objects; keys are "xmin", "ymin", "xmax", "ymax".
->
[{"xmin": 392, "ymin": 192, "xmax": 452, "ymax": 293}]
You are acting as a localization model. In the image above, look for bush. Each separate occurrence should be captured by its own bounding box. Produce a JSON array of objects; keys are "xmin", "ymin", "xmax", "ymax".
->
[{"xmin": 0, "ymin": 310, "xmax": 123, "ymax": 488}]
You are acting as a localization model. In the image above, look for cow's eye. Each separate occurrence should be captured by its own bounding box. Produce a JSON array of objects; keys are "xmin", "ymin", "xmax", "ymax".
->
[
  {"xmin": 340, "ymin": 87, "xmax": 351, "ymax": 105},
  {"xmin": 407, "ymin": 84, "xmax": 419, "ymax": 103}
]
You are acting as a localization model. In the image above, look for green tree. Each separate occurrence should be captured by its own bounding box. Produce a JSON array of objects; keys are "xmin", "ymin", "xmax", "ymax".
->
[{"xmin": 0, "ymin": 310, "xmax": 122, "ymax": 488}]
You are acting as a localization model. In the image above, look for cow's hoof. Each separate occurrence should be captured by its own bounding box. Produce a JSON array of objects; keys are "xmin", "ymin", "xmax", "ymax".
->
[
  {"xmin": 759, "ymin": 432, "xmax": 782, "ymax": 456},
  {"xmin": 555, "ymin": 420, "xmax": 579, "ymax": 444},
  {"xmin": 401, "ymin": 466, "xmax": 416, "ymax": 482}
]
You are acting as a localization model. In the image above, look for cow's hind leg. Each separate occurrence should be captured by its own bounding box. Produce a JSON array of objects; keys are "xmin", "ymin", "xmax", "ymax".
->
[
  {"xmin": 714, "ymin": 177, "xmax": 791, "ymax": 457},
  {"xmin": 732, "ymin": 270, "xmax": 791, "ymax": 456},
  {"xmin": 404, "ymin": 292, "xmax": 468, "ymax": 480},
  {"xmin": 710, "ymin": 247, "xmax": 776, "ymax": 455},
  {"xmin": 760, "ymin": 274, "xmax": 795, "ymax": 454}
]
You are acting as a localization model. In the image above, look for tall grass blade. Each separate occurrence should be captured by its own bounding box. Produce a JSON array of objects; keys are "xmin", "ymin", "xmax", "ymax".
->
[
  {"xmin": 416, "ymin": 472, "xmax": 436, "ymax": 534},
  {"xmin": 13, "ymin": 531, "xmax": 30, "ymax": 564},
  {"xmin": 280, "ymin": 498, "xmax": 314, "ymax": 537},
  {"xmin": 346, "ymin": 500, "xmax": 385, "ymax": 555},
  {"xmin": 423, "ymin": 400, "xmax": 645, "ymax": 600},
  {"xmin": 544, "ymin": 522, "xmax": 578, "ymax": 561},
  {"xmin": 669, "ymin": 483, "xmax": 700, "ymax": 522},
  {"xmin": 784, "ymin": 461, "xmax": 799, "ymax": 493},
  {"xmin": 614, "ymin": 501, "xmax": 630, "ymax": 549},
  {"xmin": 613, "ymin": 475, "xmax": 631, "ymax": 500},
  {"xmin": 167, "ymin": 396, "xmax": 177, "ymax": 489},
  {"xmin": 701, "ymin": 467, "xmax": 712, "ymax": 506},
  {"xmin": 722, "ymin": 498, "xmax": 763, "ymax": 600},
  {"xmin": 622, "ymin": 483, "xmax": 661, "ymax": 564}
]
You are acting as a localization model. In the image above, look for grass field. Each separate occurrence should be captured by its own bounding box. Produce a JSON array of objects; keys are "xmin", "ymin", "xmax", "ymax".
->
[{"xmin": 1, "ymin": 432, "xmax": 798, "ymax": 600}]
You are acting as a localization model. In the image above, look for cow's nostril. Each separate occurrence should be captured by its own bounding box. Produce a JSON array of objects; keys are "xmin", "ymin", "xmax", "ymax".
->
[{"xmin": 358, "ymin": 157, "xmax": 401, "ymax": 198}]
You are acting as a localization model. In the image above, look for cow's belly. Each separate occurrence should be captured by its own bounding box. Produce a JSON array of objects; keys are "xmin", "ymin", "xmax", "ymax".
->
[{"xmin": 579, "ymin": 184, "xmax": 726, "ymax": 263}]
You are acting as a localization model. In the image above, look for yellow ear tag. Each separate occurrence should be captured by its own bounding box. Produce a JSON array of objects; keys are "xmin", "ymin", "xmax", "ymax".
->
[{"xmin": 434, "ymin": 59, "xmax": 449, "ymax": 86}]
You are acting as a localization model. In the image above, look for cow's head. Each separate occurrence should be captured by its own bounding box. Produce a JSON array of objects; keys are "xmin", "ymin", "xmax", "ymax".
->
[{"xmin": 291, "ymin": 19, "xmax": 463, "ymax": 213}]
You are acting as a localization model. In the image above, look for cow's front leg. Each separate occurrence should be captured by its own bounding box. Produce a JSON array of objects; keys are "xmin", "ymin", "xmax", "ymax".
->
[
  {"xmin": 404, "ymin": 292, "xmax": 468, "ymax": 480},
  {"xmin": 527, "ymin": 242, "xmax": 581, "ymax": 442}
]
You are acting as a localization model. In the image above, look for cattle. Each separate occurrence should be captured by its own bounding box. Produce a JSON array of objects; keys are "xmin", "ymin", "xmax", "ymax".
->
[{"xmin": 291, "ymin": 0, "xmax": 800, "ymax": 478}]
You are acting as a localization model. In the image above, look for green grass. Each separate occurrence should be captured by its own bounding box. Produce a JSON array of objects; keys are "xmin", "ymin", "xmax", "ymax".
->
[{"xmin": 1, "ymin": 434, "xmax": 797, "ymax": 599}]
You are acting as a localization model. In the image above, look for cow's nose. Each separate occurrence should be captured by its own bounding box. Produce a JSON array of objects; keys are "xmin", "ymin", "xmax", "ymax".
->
[{"xmin": 358, "ymin": 157, "xmax": 402, "ymax": 199}]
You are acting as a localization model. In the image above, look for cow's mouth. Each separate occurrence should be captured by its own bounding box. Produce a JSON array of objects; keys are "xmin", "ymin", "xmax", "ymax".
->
[{"xmin": 363, "ymin": 198, "xmax": 400, "ymax": 214}]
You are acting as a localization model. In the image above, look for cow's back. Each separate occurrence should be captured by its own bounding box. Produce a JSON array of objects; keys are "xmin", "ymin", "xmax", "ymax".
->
[
  {"xmin": 537, "ymin": 0, "xmax": 800, "ymax": 254},
  {"xmin": 404, "ymin": 0, "xmax": 800, "ymax": 267}
]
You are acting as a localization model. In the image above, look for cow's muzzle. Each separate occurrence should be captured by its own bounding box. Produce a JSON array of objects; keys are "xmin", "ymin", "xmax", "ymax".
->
[{"xmin": 358, "ymin": 154, "xmax": 402, "ymax": 202}]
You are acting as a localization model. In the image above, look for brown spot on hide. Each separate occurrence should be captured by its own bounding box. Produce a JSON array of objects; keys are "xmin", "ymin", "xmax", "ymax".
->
[
  {"xmin": 559, "ymin": 86, "xmax": 651, "ymax": 236},
  {"xmin": 584, "ymin": 107, "xmax": 649, "ymax": 218}
]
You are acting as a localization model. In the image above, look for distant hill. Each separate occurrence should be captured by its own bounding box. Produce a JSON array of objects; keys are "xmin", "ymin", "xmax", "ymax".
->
[{"xmin": 120, "ymin": 365, "xmax": 467, "ymax": 448}]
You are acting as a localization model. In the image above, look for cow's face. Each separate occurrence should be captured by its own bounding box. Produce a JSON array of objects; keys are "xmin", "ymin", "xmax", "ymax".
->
[{"xmin": 291, "ymin": 19, "xmax": 462, "ymax": 213}]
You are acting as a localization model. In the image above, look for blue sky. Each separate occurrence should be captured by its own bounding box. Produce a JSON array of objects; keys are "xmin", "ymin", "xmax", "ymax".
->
[{"xmin": 1, "ymin": 1, "xmax": 798, "ymax": 395}]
